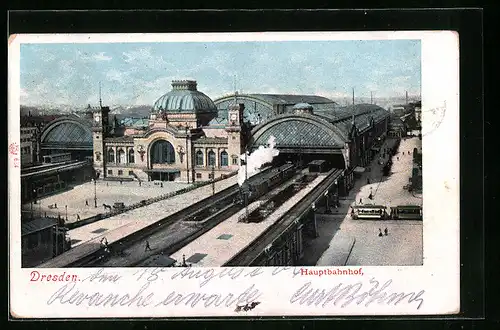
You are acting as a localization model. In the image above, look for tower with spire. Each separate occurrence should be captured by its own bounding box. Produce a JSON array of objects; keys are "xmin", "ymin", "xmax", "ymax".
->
[{"xmin": 92, "ymin": 82, "xmax": 110, "ymax": 179}]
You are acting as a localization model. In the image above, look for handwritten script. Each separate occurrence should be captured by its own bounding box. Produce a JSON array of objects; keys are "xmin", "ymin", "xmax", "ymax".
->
[{"xmin": 44, "ymin": 267, "xmax": 425, "ymax": 312}]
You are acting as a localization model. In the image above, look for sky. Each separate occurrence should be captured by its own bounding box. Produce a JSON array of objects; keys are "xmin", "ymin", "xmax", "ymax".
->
[{"xmin": 20, "ymin": 40, "xmax": 421, "ymax": 107}]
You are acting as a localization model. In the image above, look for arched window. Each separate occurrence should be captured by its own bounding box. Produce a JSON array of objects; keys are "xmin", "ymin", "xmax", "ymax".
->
[
  {"xmin": 220, "ymin": 151, "xmax": 228, "ymax": 167},
  {"xmin": 208, "ymin": 150, "xmax": 216, "ymax": 167},
  {"xmin": 107, "ymin": 148, "xmax": 115, "ymax": 163},
  {"xmin": 196, "ymin": 150, "xmax": 204, "ymax": 166},
  {"xmin": 128, "ymin": 148, "xmax": 135, "ymax": 163},
  {"xmin": 150, "ymin": 140, "xmax": 176, "ymax": 164},
  {"xmin": 117, "ymin": 149, "xmax": 126, "ymax": 164}
]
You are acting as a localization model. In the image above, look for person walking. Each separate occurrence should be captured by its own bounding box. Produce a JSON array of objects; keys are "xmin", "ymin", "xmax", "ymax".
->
[
  {"xmin": 85, "ymin": 200, "xmax": 89, "ymax": 206},
  {"xmin": 76, "ymin": 214, "xmax": 81, "ymax": 221},
  {"xmin": 378, "ymin": 228, "xmax": 383, "ymax": 237},
  {"xmin": 359, "ymin": 198, "xmax": 362, "ymax": 204},
  {"xmin": 384, "ymin": 228, "xmax": 388, "ymax": 236},
  {"xmin": 145, "ymin": 240, "xmax": 152, "ymax": 252}
]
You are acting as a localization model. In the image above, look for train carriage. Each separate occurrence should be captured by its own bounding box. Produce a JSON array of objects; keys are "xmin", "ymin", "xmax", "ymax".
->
[
  {"xmin": 42, "ymin": 153, "xmax": 72, "ymax": 164},
  {"xmin": 350, "ymin": 204, "xmax": 388, "ymax": 220},
  {"xmin": 390, "ymin": 205, "xmax": 422, "ymax": 220}
]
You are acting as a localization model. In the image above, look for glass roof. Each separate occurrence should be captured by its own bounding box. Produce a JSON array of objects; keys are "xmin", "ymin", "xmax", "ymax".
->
[
  {"xmin": 42, "ymin": 121, "xmax": 92, "ymax": 144},
  {"xmin": 253, "ymin": 120, "xmax": 344, "ymax": 148}
]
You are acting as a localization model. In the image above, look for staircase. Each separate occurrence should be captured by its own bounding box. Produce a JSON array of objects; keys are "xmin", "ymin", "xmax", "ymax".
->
[{"xmin": 130, "ymin": 171, "xmax": 142, "ymax": 184}]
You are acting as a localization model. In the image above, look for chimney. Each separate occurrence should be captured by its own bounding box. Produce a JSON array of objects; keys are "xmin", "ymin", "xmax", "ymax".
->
[{"xmin": 406, "ymin": 91, "xmax": 408, "ymax": 105}]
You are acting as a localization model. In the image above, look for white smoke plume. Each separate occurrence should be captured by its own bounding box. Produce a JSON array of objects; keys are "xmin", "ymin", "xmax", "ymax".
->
[{"xmin": 238, "ymin": 135, "xmax": 280, "ymax": 186}]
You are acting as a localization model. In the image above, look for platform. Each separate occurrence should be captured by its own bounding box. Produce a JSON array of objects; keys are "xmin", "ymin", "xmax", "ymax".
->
[
  {"xmin": 38, "ymin": 175, "xmax": 238, "ymax": 268},
  {"xmin": 169, "ymin": 174, "xmax": 330, "ymax": 267}
]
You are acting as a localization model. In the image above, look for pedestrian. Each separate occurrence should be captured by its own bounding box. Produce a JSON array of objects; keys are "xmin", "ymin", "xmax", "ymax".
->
[
  {"xmin": 161, "ymin": 182, "xmax": 163, "ymax": 188},
  {"xmin": 120, "ymin": 180, "xmax": 123, "ymax": 185},
  {"xmin": 139, "ymin": 181, "xmax": 142, "ymax": 186},
  {"xmin": 368, "ymin": 193, "xmax": 373, "ymax": 200},
  {"xmin": 384, "ymin": 228, "xmax": 388, "ymax": 236},
  {"xmin": 367, "ymin": 178, "xmax": 370, "ymax": 184},
  {"xmin": 378, "ymin": 228, "xmax": 383, "ymax": 237},
  {"xmin": 397, "ymin": 157, "xmax": 399, "ymax": 161},
  {"xmin": 106, "ymin": 182, "xmax": 109, "ymax": 186},
  {"xmin": 403, "ymin": 151, "xmax": 405, "ymax": 155},
  {"xmin": 145, "ymin": 240, "xmax": 152, "ymax": 252},
  {"xmin": 55, "ymin": 203, "xmax": 57, "ymax": 208},
  {"xmin": 76, "ymin": 214, "xmax": 80, "ymax": 221},
  {"xmin": 85, "ymin": 200, "xmax": 89, "ymax": 206},
  {"xmin": 359, "ymin": 198, "xmax": 362, "ymax": 204}
]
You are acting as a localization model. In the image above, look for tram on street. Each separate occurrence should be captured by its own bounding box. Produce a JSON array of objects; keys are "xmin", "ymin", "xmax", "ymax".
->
[
  {"xmin": 390, "ymin": 205, "xmax": 423, "ymax": 220},
  {"xmin": 350, "ymin": 204, "xmax": 388, "ymax": 220}
]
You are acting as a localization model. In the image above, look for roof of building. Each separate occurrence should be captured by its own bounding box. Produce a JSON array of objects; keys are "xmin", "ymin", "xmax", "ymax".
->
[
  {"xmin": 244, "ymin": 94, "xmax": 334, "ymax": 105},
  {"xmin": 293, "ymin": 102, "xmax": 314, "ymax": 110},
  {"xmin": 208, "ymin": 110, "xmax": 228, "ymax": 126},
  {"xmin": 120, "ymin": 117, "xmax": 149, "ymax": 128},
  {"xmin": 22, "ymin": 217, "xmax": 57, "ymax": 236},
  {"xmin": 212, "ymin": 93, "xmax": 338, "ymax": 126},
  {"xmin": 151, "ymin": 80, "xmax": 217, "ymax": 114},
  {"xmin": 251, "ymin": 104, "xmax": 390, "ymax": 149},
  {"xmin": 252, "ymin": 115, "xmax": 346, "ymax": 148},
  {"xmin": 40, "ymin": 116, "xmax": 93, "ymax": 145}
]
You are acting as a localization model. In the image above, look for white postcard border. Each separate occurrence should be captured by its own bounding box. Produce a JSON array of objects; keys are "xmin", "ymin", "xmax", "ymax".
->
[{"xmin": 8, "ymin": 31, "xmax": 460, "ymax": 317}]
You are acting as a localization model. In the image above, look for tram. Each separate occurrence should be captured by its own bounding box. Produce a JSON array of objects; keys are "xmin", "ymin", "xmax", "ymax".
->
[
  {"xmin": 350, "ymin": 204, "xmax": 388, "ymax": 220},
  {"xmin": 43, "ymin": 153, "xmax": 72, "ymax": 164},
  {"xmin": 390, "ymin": 205, "xmax": 423, "ymax": 220}
]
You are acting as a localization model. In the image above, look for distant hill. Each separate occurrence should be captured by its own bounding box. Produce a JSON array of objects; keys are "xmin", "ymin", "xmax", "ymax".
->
[{"xmin": 20, "ymin": 104, "xmax": 151, "ymax": 119}]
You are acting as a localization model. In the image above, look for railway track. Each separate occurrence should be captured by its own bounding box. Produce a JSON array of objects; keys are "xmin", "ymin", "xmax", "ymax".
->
[
  {"xmin": 68, "ymin": 166, "xmax": 288, "ymax": 267},
  {"xmin": 223, "ymin": 169, "xmax": 344, "ymax": 266}
]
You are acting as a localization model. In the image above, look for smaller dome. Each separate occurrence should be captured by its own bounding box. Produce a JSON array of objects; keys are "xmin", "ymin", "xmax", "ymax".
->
[{"xmin": 293, "ymin": 102, "xmax": 314, "ymax": 114}]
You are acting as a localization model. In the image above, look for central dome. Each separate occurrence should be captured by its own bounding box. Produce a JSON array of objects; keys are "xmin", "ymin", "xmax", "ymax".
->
[{"xmin": 152, "ymin": 80, "xmax": 217, "ymax": 114}]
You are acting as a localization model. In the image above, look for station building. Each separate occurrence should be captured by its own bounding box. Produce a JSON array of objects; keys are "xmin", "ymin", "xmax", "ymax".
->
[
  {"xmin": 249, "ymin": 102, "xmax": 390, "ymax": 196},
  {"xmin": 35, "ymin": 79, "xmax": 390, "ymax": 188}
]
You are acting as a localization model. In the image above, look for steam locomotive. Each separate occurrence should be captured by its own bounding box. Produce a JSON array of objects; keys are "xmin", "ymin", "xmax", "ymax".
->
[{"xmin": 238, "ymin": 163, "xmax": 296, "ymax": 204}]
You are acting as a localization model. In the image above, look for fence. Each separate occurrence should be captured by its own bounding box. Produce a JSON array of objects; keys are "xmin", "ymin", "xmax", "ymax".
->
[{"xmin": 67, "ymin": 172, "xmax": 238, "ymax": 230}]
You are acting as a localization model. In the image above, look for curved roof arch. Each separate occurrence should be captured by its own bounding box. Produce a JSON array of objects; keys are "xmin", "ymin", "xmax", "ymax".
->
[
  {"xmin": 40, "ymin": 117, "xmax": 93, "ymax": 149},
  {"xmin": 249, "ymin": 113, "xmax": 348, "ymax": 149},
  {"xmin": 213, "ymin": 93, "xmax": 338, "ymax": 126}
]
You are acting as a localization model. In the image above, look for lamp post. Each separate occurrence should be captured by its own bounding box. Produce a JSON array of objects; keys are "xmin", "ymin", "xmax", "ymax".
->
[
  {"xmin": 324, "ymin": 191, "xmax": 330, "ymax": 214},
  {"xmin": 93, "ymin": 178, "xmax": 97, "ymax": 208},
  {"xmin": 244, "ymin": 146, "xmax": 249, "ymax": 222},
  {"xmin": 65, "ymin": 205, "xmax": 68, "ymax": 221},
  {"xmin": 185, "ymin": 127, "xmax": 190, "ymax": 184},
  {"xmin": 211, "ymin": 165, "xmax": 215, "ymax": 195}
]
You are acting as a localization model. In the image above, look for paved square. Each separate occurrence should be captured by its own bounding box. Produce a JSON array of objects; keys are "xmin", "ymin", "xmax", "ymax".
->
[{"xmin": 23, "ymin": 180, "xmax": 190, "ymax": 223}]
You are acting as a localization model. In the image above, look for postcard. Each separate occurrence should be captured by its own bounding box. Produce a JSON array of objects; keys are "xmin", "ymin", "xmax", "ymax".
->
[{"xmin": 8, "ymin": 31, "xmax": 459, "ymax": 317}]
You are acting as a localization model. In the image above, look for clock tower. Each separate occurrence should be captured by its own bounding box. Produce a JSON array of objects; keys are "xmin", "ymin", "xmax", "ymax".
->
[
  {"xmin": 92, "ymin": 105, "xmax": 110, "ymax": 179},
  {"xmin": 225, "ymin": 103, "xmax": 245, "ymax": 170}
]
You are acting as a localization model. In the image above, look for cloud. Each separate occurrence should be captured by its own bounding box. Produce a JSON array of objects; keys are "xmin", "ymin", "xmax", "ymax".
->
[{"xmin": 77, "ymin": 51, "xmax": 113, "ymax": 62}]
